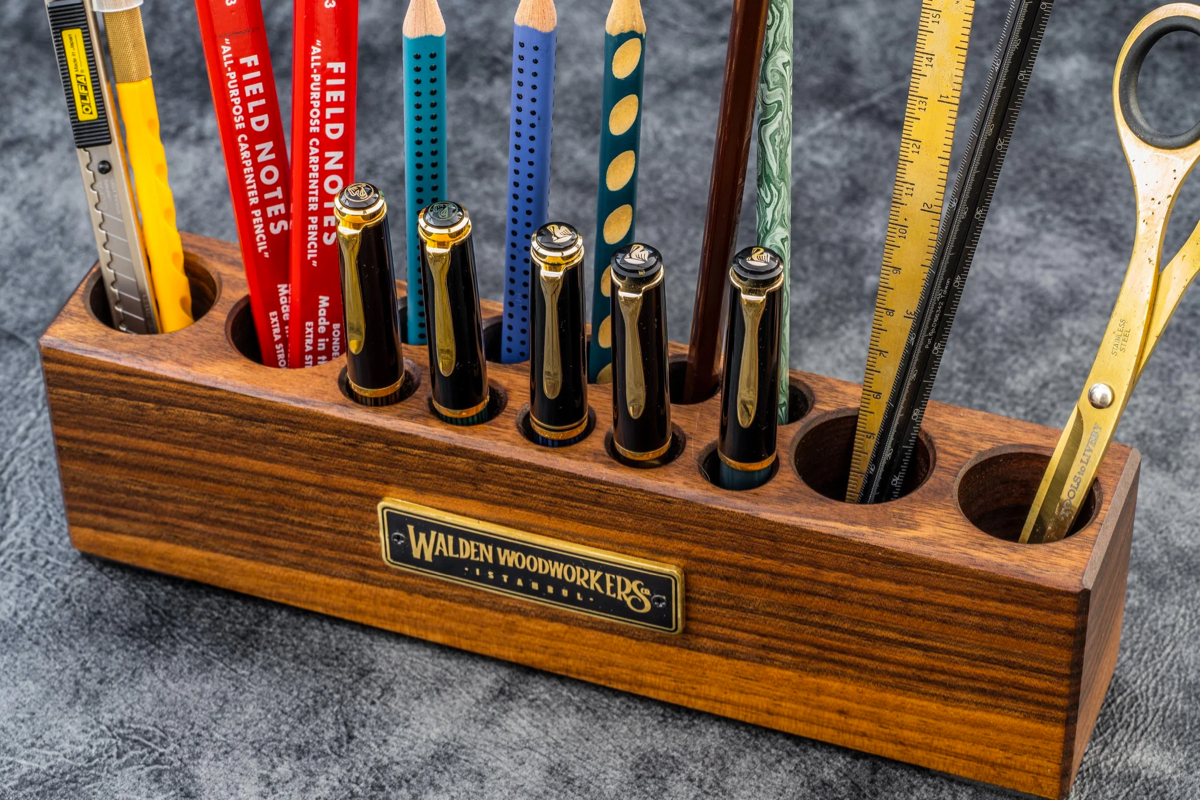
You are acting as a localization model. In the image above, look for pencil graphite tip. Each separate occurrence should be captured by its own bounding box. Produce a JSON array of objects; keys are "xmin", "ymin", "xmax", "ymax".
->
[
  {"xmin": 403, "ymin": 0, "xmax": 446, "ymax": 38},
  {"xmin": 515, "ymin": 0, "xmax": 557, "ymax": 32},
  {"xmin": 606, "ymin": 0, "xmax": 646, "ymax": 35}
]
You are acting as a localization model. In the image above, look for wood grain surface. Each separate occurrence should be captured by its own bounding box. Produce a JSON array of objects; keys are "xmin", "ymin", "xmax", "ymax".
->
[{"xmin": 39, "ymin": 234, "xmax": 1139, "ymax": 800}]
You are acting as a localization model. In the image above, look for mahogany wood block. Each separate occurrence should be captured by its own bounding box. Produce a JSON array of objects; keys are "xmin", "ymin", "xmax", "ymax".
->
[{"xmin": 39, "ymin": 234, "xmax": 1139, "ymax": 799}]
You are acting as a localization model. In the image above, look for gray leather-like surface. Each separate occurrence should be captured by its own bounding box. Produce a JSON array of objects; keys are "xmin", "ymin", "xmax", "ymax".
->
[{"xmin": 2, "ymin": 0, "xmax": 1199, "ymax": 796}]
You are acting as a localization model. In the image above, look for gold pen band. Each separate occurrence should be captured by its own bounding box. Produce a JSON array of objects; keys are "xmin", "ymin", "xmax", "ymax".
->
[
  {"xmin": 350, "ymin": 377, "xmax": 404, "ymax": 399},
  {"xmin": 433, "ymin": 393, "xmax": 490, "ymax": 420},
  {"xmin": 718, "ymin": 449, "xmax": 777, "ymax": 473},
  {"xmin": 613, "ymin": 436, "xmax": 672, "ymax": 462},
  {"xmin": 531, "ymin": 414, "xmax": 589, "ymax": 441}
]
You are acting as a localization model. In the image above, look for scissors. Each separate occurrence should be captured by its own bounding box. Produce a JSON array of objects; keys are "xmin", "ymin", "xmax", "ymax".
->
[{"xmin": 1022, "ymin": 3, "xmax": 1200, "ymax": 544}]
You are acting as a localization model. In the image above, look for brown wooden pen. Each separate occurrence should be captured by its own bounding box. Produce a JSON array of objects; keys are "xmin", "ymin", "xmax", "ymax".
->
[{"xmin": 680, "ymin": 0, "xmax": 770, "ymax": 403}]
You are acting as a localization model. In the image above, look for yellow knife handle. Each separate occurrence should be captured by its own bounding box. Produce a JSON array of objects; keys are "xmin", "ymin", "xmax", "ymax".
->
[{"xmin": 116, "ymin": 78, "xmax": 193, "ymax": 332}]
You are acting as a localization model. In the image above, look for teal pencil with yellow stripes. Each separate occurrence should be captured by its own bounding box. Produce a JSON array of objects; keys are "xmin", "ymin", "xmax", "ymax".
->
[
  {"xmin": 403, "ymin": 0, "xmax": 448, "ymax": 345},
  {"xmin": 587, "ymin": 0, "xmax": 646, "ymax": 383}
]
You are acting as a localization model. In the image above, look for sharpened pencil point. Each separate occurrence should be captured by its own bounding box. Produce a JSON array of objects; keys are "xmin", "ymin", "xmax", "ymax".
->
[
  {"xmin": 515, "ymin": 0, "xmax": 557, "ymax": 32},
  {"xmin": 606, "ymin": 0, "xmax": 646, "ymax": 36},
  {"xmin": 403, "ymin": 0, "xmax": 446, "ymax": 38}
]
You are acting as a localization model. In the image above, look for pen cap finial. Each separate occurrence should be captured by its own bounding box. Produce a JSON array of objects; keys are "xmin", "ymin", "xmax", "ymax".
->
[
  {"xmin": 732, "ymin": 245, "xmax": 785, "ymax": 286},
  {"xmin": 531, "ymin": 222, "xmax": 585, "ymax": 268},
  {"xmin": 611, "ymin": 243, "xmax": 664, "ymax": 286}
]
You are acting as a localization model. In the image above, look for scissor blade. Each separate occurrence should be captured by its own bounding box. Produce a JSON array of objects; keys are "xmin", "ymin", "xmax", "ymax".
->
[
  {"xmin": 1020, "ymin": 228, "xmax": 1162, "ymax": 542},
  {"xmin": 1020, "ymin": 406, "xmax": 1084, "ymax": 543},
  {"xmin": 1138, "ymin": 220, "xmax": 1200, "ymax": 380}
]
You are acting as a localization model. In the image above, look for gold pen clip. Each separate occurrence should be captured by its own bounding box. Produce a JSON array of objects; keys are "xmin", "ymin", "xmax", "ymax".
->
[
  {"xmin": 736, "ymin": 290, "xmax": 766, "ymax": 428},
  {"xmin": 424, "ymin": 242, "xmax": 457, "ymax": 377},
  {"xmin": 337, "ymin": 226, "xmax": 367, "ymax": 356},
  {"xmin": 540, "ymin": 267, "xmax": 565, "ymax": 399},
  {"xmin": 730, "ymin": 265, "xmax": 784, "ymax": 429},
  {"xmin": 617, "ymin": 288, "xmax": 646, "ymax": 419}
]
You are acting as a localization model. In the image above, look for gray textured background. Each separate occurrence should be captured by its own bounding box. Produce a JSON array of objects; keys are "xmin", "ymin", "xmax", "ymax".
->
[{"xmin": 2, "ymin": 0, "xmax": 1199, "ymax": 797}]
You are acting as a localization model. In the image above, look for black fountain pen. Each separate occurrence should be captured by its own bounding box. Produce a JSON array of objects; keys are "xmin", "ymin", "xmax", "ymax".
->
[
  {"xmin": 529, "ymin": 222, "xmax": 590, "ymax": 446},
  {"xmin": 609, "ymin": 243, "xmax": 672, "ymax": 464},
  {"xmin": 717, "ymin": 245, "xmax": 785, "ymax": 490},
  {"xmin": 334, "ymin": 182, "xmax": 405, "ymax": 407},
  {"xmin": 417, "ymin": 201, "xmax": 490, "ymax": 425}
]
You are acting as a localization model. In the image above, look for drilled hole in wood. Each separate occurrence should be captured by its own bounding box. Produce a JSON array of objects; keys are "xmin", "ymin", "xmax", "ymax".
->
[
  {"xmin": 792, "ymin": 409, "xmax": 934, "ymax": 503},
  {"xmin": 667, "ymin": 356, "xmax": 719, "ymax": 405},
  {"xmin": 483, "ymin": 314, "xmax": 504, "ymax": 363},
  {"xmin": 226, "ymin": 296, "xmax": 265, "ymax": 366},
  {"xmin": 87, "ymin": 257, "xmax": 217, "ymax": 333},
  {"xmin": 956, "ymin": 450, "xmax": 1099, "ymax": 542},
  {"xmin": 782, "ymin": 378, "xmax": 813, "ymax": 425},
  {"xmin": 396, "ymin": 293, "xmax": 411, "ymax": 344}
]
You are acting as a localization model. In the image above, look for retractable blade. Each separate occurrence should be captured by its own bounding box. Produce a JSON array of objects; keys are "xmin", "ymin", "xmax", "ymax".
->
[{"xmin": 47, "ymin": 0, "xmax": 158, "ymax": 333}]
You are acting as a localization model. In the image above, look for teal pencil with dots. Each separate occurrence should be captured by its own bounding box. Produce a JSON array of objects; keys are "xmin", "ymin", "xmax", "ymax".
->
[
  {"xmin": 402, "ymin": 0, "xmax": 448, "ymax": 345},
  {"xmin": 587, "ymin": 0, "xmax": 646, "ymax": 384}
]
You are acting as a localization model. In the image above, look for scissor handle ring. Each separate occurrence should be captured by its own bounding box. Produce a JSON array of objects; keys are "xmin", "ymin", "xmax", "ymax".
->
[{"xmin": 1118, "ymin": 15, "xmax": 1200, "ymax": 150}]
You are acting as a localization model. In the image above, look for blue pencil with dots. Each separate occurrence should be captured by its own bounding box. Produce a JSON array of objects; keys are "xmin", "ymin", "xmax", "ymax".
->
[
  {"xmin": 402, "ymin": 0, "xmax": 448, "ymax": 345},
  {"xmin": 501, "ymin": 0, "xmax": 558, "ymax": 363}
]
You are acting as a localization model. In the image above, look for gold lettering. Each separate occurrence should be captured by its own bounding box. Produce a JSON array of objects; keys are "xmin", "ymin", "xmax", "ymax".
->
[
  {"xmin": 605, "ymin": 574, "xmax": 615, "ymax": 597},
  {"xmin": 616, "ymin": 575, "xmax": 632, "ymax": 605},
  {"xmin": 589, "ymin": 569, "xmax": 603, "ymax": 592},
  {"xmin": 480, "ymin": 543, "xmax": 494, "ymax": 563},
  {"xmin": 408, "ymin": 525, "xmax": 436, "ymax": 562},
  {"xmin": 626, "ymin": 580, "xmax": 652, "ymax": 614}
]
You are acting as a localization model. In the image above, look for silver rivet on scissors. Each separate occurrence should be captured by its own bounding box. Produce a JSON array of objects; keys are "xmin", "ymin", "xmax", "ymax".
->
[{"xmin": 1088, "ymin": 383, "xmax": 1114, "ymax": 410}]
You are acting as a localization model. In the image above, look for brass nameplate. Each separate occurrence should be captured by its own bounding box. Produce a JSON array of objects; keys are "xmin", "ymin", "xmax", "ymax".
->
[{"xmin": 378, "ymin": 499, "xmax": 684, "ymax": 634}]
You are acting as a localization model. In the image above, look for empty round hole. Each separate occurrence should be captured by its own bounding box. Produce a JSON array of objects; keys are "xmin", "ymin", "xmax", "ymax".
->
[
  {"xmin": 87, "ymin": 256, "xmax": 217, "ymax": 333},
  {"xmin": 667, "ymin": 356, "xmax": 720, "ymax": 405},
  {"xmin": 604, "ymin": 425, "xmax": 686, "ymax": 469},
  {"xmin": 226, "ymin": 296, "xmax": 267, "ymax": 366},
  {"xmin": 956, "ymin": 448, "xmax": 1099, "ymax": 542},
  {"xmin": 427, "ymin": 381, "xmax": 508, "ymax": 425},
  {"xmin": 337, "ymin": 359, "xmax": 421, "ymax": 407},
  {"xmin": 396, "ymin": 293, "xmax": 411, "ymax": 345},
  {"xmin": 515, "ymin": 404, "xmax": 596, "ymax": 447},
  {"xmin": 793, "ymin": 408, "xmax": 934, "ymax": 503},
  {"xmin": 782, "ymin": 378, "xmax": 813, "ymax": 425},
  {"xmin": 698, "ymin": 442, "xmax": 779, "ymax": 491},
  {"xmin": 483, "ymin": 315, "xmax": 504, "ymax": 363}
]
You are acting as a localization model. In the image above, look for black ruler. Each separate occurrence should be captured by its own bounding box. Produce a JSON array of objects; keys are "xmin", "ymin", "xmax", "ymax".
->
[{"xmin": 859, "ymin": 0, "xmax": 1056, "ymax": 503}]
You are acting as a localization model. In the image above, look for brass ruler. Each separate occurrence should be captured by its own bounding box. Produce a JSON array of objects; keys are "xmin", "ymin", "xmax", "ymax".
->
[{"xmin": 847, "ymin": 0, "xmax": 973, "ymax": 502}]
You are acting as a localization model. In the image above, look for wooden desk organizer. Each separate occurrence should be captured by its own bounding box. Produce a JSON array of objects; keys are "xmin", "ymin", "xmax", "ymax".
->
[{"xmin": 39, "ymin": 234, "xmax": 1139, "ymax": 799}]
